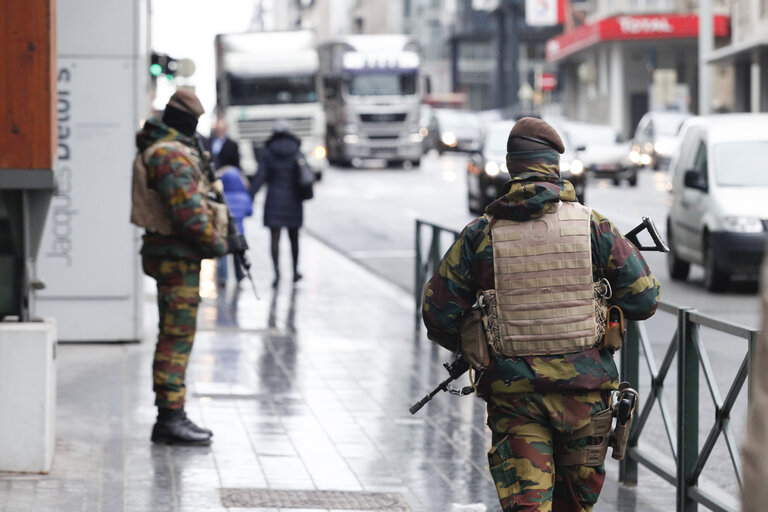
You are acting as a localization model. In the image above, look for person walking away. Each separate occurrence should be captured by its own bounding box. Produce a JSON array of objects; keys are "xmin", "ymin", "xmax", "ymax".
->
[
  {"xmin": 250, "ymin": 119, "xmax": 305, "ymax": 288},
  {"xmin": 216, "ymin": 151, "xmax": 253, "ymax": 287},
  {"xmin": 422, "ymin": 117, "xmax": 661, "ymax": 511},
  {"xmin": 131, "ymin": 89, "xmax": 228, "ymax": 445}
]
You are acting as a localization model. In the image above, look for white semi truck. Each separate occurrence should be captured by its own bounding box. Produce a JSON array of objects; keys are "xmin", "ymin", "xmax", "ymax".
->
[
  {"xmin": 317, "ymin": 35, "xmax": 423, "ymax": 167},
  {"xmin": 214, "ymin": 30, "xmax": 327, "ymax": 175}
]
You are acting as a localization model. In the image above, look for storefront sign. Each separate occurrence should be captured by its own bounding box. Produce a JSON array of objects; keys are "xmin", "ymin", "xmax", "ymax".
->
[
  {"xmin": 525, "ymin": 0, "xmax": 564, "ymax": 27},
  {"xmin": 546, "ymin": 14, "xmax": 730, "ymax": 62}
]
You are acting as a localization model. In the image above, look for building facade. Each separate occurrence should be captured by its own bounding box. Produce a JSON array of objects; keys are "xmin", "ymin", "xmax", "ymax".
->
[
  {"xmin": 708, "ymin": 0, "xmax": 768, "ymax": 112},
  {"xmin": 546, "ymin": 0, "xmax": 734, "ymax": 137}
]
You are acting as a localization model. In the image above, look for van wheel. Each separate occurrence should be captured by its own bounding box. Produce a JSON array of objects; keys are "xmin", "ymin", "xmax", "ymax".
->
[
  {"xmin": 667, "ymin": 229, "xmax": 689, "ymax": 281},
  {"xmin": 704, "ymin": 239, "xmax": 729, "ymax": 292}
]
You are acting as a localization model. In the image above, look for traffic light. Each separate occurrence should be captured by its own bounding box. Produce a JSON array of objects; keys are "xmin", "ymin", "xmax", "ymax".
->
[{"xmin": 150, "ymin": 52, "xmax": 177, "ymax": 79}]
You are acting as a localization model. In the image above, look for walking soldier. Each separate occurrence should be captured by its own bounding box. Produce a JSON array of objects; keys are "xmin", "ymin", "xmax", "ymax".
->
[{"xmin": 422, "ymin": 118, "xmax": 661, "ymax": 511}]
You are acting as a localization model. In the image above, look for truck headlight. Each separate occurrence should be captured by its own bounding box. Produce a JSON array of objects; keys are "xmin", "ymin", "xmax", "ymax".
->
[
  {"xmin": 629, "ymin": 150, "xmax": 641, "ymax": 164},
  {"xmin": 723, "ymin": 217, "xmax": 764, "ymax": 233},
  {"xmin": 569, "ymin": 159, "xmax": 584, "ymax": 175}
]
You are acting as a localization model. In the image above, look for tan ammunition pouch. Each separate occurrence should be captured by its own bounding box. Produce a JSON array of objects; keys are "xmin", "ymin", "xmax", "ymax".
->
[
  {"xmin": 131, "ymin": 141, "xmax": 228, "ymax": 240},
  {"xmin": 600, "ymin": 305, "xmax": 625, "ymax": 353},
  {"xmin": 556, "ymin": 408, "xmax": 612, "ymax": 466},
  {"xmin": 459, "ymin": 308, "xmax": 489, "ymax": 369}
]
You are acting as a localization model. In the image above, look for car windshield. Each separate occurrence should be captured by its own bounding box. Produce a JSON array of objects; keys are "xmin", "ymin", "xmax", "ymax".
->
[
  {"xmin": 228, "ymin": 74, "xmax": 318, "ymax": 105},
  {"xmin": 348, "ymin": 71, "xmax": 418, "ymax": 96},
  {"xmin": 435, "ymin": 110, "xmax": 481, "ymax": 130},
  {"xmin": 655, "ymin": 115, "xmax": 688, "ymax": 136},
  {"xmin": 566, "ymin": 124, "xmax": 618, "ymax": 146},
  {"xmin": 714, "ymin": 141, "xmax": 768, "ymax": 186},
  {"xmin": 485, "ymin": 124, "xmax": 513, "ymax": 153}
]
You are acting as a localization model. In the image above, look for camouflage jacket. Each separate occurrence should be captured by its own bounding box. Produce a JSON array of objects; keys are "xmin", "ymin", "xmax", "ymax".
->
[
  {"xmin": 136, "ymin": 118, "xmax": 228, "ymax": 261},
  {"xmin": 422, "ymin": 151, "xmax": 661, "ymax": 394}
]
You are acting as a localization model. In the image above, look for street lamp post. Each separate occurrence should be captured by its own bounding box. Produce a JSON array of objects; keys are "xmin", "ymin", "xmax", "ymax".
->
[{"xmin": 699, "ymin": 0, "xmax": 713, "ymax": 115}]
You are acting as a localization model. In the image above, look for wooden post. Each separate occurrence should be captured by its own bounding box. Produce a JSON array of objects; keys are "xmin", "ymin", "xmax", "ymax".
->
[{"xmin": 0, "ymin": 0, "xmax": 57, "ymax": 171}]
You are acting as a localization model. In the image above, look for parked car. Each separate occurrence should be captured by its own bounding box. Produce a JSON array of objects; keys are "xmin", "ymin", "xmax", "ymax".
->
[
  {"xmin": 559, "ymin": 120, "xmax": 635, "ymax": 186},
  {"xmin": 423, "ymin": 108, "xmax": 483, "ymax": 154},
  {"xmin": 666, "ymin": 113, "xmax": 768, "ymax": 292},
  {"xmin": 466, "ymin": 119, "xmax": 586, "ymax": 214},
  {"xmin": 630, "ymin": 110, "xmax": 692, "ymax": 170}
]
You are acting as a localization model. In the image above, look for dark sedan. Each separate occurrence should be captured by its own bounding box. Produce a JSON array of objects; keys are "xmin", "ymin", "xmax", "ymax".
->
[{"xmin": 467, "ymin": 120, "xmax": 587, "ymax": 214}]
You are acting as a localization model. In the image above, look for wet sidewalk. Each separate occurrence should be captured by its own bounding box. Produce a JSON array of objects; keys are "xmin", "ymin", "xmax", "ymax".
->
[{"xmin": 0, "ymin": 219, "xmax": 676, "ymax": 511}]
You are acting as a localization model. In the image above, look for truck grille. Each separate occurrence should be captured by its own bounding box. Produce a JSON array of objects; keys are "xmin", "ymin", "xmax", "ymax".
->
[
  {"xmin": 360, "ymin": 113, "xmax": 407, "ymax": 123},
  {"xmin": 237, "ymin": 117, "xmax": 314, "ymax": 144}
]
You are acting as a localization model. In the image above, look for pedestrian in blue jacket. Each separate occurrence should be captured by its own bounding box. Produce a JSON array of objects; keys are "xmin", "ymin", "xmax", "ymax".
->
[{"xmin": 216, "ymin": 152, "xmax": 252, "ymax": 286}]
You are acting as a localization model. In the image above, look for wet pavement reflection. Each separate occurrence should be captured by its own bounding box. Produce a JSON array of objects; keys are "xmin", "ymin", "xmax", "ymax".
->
[{"xmin": 0, "ymin": 222, "xmax": 676, "ymax": 511}]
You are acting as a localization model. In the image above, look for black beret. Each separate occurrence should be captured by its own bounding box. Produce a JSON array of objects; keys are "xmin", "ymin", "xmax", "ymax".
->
[{"xmin": 507, "ymin": 117, "xmax": 565, "ymax": 154}]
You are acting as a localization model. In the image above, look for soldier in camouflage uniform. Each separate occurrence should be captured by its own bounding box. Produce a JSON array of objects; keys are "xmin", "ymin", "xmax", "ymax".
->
[
  {"xmin": 132, "ymin": 90, "xmax": 228, "ymax": 445},
  {"xmin": 422, "ymin": 118, "xmax": 660, "ymax": 511}
]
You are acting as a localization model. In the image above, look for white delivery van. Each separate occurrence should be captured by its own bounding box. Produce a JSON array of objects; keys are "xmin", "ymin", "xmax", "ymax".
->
[{"xmin": 667, "ymin": 113, "xmax": 768, "ymax": 291}]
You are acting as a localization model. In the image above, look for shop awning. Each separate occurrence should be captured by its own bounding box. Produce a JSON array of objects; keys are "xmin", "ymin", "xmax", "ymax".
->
[
  {"xmin": 707, "ymin": 36, "xmax": 768, "ymax": 63},
  {"xmin": 546, "ymin": 13, "xmax": 730, "ymax": 63}
]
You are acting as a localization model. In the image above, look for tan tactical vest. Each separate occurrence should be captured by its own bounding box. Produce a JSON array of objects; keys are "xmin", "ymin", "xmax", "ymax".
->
[
  {"xmin": 490, "ymin": 201, "xmax": 596, "ymax": 356},
  {"xmin": 130, "ymin": 141, "xmax": 228, "ymax": 239}
]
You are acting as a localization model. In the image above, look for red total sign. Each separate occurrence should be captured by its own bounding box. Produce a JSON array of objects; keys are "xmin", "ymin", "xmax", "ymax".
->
[{"xmin": 541, "ymin": 73, "xmax": 557, "ymax": 91}]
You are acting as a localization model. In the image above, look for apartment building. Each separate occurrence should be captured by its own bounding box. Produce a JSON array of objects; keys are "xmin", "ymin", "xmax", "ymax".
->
[{"xmin": 708, "ymin": 0, "xmax": 768, "ymax": 112}]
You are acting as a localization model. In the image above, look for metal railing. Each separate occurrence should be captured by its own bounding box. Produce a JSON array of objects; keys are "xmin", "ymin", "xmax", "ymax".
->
[
  {"xmin": 414, "ymin": 218, "xmax": 759, "ymax": 511},
  {"xmin": 620, "ymin": 303, "xmax": 759, "ymax": 512},
  {"xmin": 414, "ymin": 219, "xmax": 460, "ymax": 329}
]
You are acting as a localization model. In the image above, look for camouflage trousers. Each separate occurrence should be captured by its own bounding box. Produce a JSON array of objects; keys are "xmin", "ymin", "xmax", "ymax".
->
[
  {"xmin": 485, "ymin": 390, "xmax": 611, "ymax": 512},
  {"xmin": 142, "ymin": 256, "xmax": 201, "ymax": 410}
]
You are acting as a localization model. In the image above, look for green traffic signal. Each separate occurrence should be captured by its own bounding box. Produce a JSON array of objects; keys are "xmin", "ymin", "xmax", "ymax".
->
[{"xmin": 150, "ymin": 63, "xmax": 163, "ymax": 77}]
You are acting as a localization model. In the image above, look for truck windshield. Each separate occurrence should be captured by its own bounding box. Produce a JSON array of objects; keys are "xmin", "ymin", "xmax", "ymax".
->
[
  {"xmin": 714, "ymin": 140, "xmax": 768, "ymax": 186},
  {"xmin": 348, "ymin": 72, "xmax": 417, "ymax": 96},
  {"xmin": 227, "ymin": 75, "xmax": 317, "ymax": 105}
]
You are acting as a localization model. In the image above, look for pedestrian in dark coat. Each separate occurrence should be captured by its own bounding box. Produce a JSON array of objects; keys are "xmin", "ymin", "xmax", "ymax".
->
[{"xmin": 251, "ymin": 120, "xmax": 304, "ymax": 287}]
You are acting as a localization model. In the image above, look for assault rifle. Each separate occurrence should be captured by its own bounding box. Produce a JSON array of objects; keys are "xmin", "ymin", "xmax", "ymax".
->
[
  {"xmin": 409, "ymin": 357, "xmax": 471, "ymax": 414},
  {"xmin": 409, "ymin": 216, "xmax": 668, "ymax": 414},
  {"xmin": 196, "ymin": 135, "xmax": 260, "ymax": 300}
]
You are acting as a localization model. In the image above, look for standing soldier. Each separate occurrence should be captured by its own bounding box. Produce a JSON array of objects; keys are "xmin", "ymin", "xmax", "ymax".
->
[
  {"xmin": 131, "ymin": 90, "xmax": 229, "ymax": 445},
  {"xmin": 422, "ymin": 118, "xmax": 661, "ymax": 511}
]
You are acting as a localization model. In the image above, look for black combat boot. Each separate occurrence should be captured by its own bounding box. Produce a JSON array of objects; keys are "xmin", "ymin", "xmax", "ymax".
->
[
  {"xmin": 180, "ymin": 409, "xmax": 213, "ymax": 436},
  {"xmin": 151, "ymin": 408, "xmax": 212, "ymax": 446}
]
